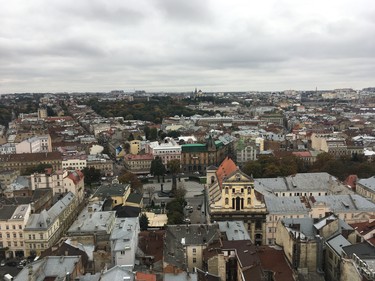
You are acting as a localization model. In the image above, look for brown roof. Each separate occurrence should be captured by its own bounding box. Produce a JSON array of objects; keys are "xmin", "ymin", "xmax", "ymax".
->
[
  {"xmin": 350, "ymin": 220, "xmax": 375, "ymax": 236},
  {"xmin": 221, "ymin": 240, "xmax": 259, "ymax": 268},
  {"xmin": 67, "ymin": 170, "xmax": 84, "ymax": 185},
  {"xmin": 138, "ymin": 230, "xmax": 165, "ymax": 262},
  {"xmin": 216, "ymin": 157, "xmax": 238, "ymax": 188},
  {"xmin": 0, "ymin": 151, "xmax": 62, "ymax": 162},
  {"xmin": 258, "ymin": 247, "xmax": 294, "ymax": 281},
  {"xmin": 135, "ymin": 272, "xmax": 157, "ymax": 281}
]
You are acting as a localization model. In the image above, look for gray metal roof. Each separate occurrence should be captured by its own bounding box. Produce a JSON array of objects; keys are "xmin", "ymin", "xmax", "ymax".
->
[
  {"xmin": 326, "ymin": 234, "xmax": 351, "ymax": 256},
  {"xmin": 264, "ymin": 196, "xmax": 309, "ymax": 214},
  {"xmin": 255, "ymin": 172, "xmax": 350, "ymax": 194},
  {"xmin": 217, "ymin": 221, "xmax": 251, "ymax": 241},
  {"xmin": 282, "ymin": 218, "xmax": 316, "ymax": 240},
  {"xmin": 14, "ymin": 256, "xmax": 81, "ymax": 281},
  {"xmin": 68, "ymin": 211, "xmax": 116, "ymax": 234},
  {"xmin": 358, "ymin": 176, "xmax": 375, "ymax": 192},
  {"xmin": 110, "ymin": 217, "xmax": 139, "ymax": 252},
  {"xmin": 313, "ymin": 194, "xmax": 375, "ymax": 212},
  {"xmin": 100, "ymin": 266, "xmax": 134, "ymax": 281}
]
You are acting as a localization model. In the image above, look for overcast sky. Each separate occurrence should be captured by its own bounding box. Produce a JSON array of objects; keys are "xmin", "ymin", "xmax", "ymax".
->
[{"xmin": 1, "ymin": 0, "xmax": 374, "ymax": 93}]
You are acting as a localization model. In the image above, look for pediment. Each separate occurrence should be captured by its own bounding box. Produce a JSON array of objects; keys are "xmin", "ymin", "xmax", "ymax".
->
[{"xmin": 225, "ymin": 170, "xmax": 253, "ymax": 183}]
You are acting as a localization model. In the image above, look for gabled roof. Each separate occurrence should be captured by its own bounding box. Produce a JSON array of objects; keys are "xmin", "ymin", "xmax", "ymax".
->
[{"xmin": 216, "ymin": 157, "xmax": 238, "ymax": 188}]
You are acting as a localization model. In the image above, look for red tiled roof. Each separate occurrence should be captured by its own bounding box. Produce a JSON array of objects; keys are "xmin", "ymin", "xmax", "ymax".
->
[
  {"xmin": 344, "ymin": 175, "xmax": 357, "ymax": 190},
  {"xmin": 136, "ymin": 272, "xmax": 156, "ymax": 281},
  {"xmin": 125, "ymin": 154, "xmax": 154, "ymax": 160},
  {"xmin": 67, "ymin": 170, "xmax": 84, "ymax": 185},
  {"xmin": 258, "ymin": 247, "xmax": 294, "ymax": 281},
  {"xmin": 350, "ymin": 220, "xmax": 375, "ymax": 236},
  {"xmin": 292, "ymin": 151, "xmax": 312, "ymax": 157},
  {"xmin": 216, "ymin": 157, "xmax": 238, "ymax": 188}
]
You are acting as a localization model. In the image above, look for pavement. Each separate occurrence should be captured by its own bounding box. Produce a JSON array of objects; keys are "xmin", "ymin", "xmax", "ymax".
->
[{"xmin": 143, "ymin": 177, "xmax": 208, "ymax": 224}]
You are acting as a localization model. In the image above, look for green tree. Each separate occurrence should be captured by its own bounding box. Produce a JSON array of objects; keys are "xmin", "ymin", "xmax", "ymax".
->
[
  {"xmin": 243, "ymin": 161, "xmax": 262, "ymax": 178},
  {"xmin": 139, "ymin": 213, "xmax": 149, "ymax": 231},
  {"xmin": 167, "ymin": 130, "xmax": 181, "ymax": 138},
  {"xmin": 82, "ymin": 167, "xmax": 101, "ymax": 187},
  {"xmin": 150, "ymin": 156, "xmax": 166, "ymax": 183},
  {"xmin": 144, "ymin": 126, "xmax": 151, "ymax": 140},
  {"xmin": 23, "ymin": 164, "xmax": 53, "ymax": 176},
  {"xmin": 167, "ymin": 159, "xmax": 181, "ymax": 195},
  {"xmin": 150, "ymin": 127, "xmax": 158, "ymax": 141},
  {"xmin": 127, "ymin": 133, "xmax": 135, "ymax": 141},
  {"xmin": 118, "ymin": 170, "xmax": 143, "ymax": 192}
]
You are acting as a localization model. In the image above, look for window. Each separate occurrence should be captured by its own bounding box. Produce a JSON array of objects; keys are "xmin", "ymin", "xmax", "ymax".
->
[
  {"xmin": 14, "ymin": 242, "xmax": 17, "ymax": 247},
  {"xmin": 120, "ymin": 251, "xmax": 125, "ymax": 255},
  {"xmin": 192, "ymin": 248, "xmax": 196, "ymax": 253},
  {"xmin": 39, "ymin": 234, "xmax": 43, "ymax": 239},
  {"xmin": 13, "ymin": 233, "xmax": 16, "ymax": 238},
  {"xmin": 6, "ymin": 225, "xmax": 9, "ymax": 230},
  {"xmin": 193, "ymin": 258, "xmax": 197, "ymax": 263},
  {"xmin": 225, "ymin": 188, "xmax": 228, "ymax": 195},
  {"xmin": 12, "ymin": 225, "xmax": 16, "ymax": 230},
  {"xmin": 225, "ymin": 198, "xmax": 229, "ymax": 205},
  {"xmin": 6, "ymin": 233, "xmax": 10, "ymax": 238},
  {"xmin": 247, "ymin": 198, "xmax": 251, "ymax": 205},
  {"xmin": 19, "ymin": 233, "xmax": 22, "ymax": 238},
  {"xmin": 19, "ymin": 225, "xmax": 22, "ymax": 230}
]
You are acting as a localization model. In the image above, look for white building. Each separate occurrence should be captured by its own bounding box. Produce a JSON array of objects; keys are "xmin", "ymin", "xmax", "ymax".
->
[
  {"xmin": 30, "ymin": 170, "xmax": 85, "ymax": 202},
  {"xmin": 0, "ymin": 204, "xmax": 31, "ymax": 258},
  {"xmin": 110, "ymin": 217, "xmax": 139, "ymax": 268},
  {"xmin": 0, "ymin": 143, "xmax": 16, "ymax": 154},
  {"xmin": 15, "ymin": 134, "xmax": 52, "ymax": 154},
  {"xmin": 145, "ymin": 137, "xmax": 181, "ymax": 166}
]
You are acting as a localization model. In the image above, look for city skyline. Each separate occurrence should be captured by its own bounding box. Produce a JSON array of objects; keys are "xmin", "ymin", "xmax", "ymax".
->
[{"xmin": 1, "ymin": 0, "xmax": 374, "ymax": 94}]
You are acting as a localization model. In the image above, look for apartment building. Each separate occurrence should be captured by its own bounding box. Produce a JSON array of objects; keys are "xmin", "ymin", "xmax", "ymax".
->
[
  {"xmin": 30, "ymin": 169, "xmax": 85, "ymax": 202},
  {"xmin": 23, "ymin": 192, "xmax": 78, "ymax": 256},
  {"xmin": 145, "ymin": 137, "xmax": 181, "ymax": 166},
  {"xmin": 0, "ymin": 204, "xmax": 31, "ymax": 259},
  {"xmin": 110, "ymin": 217, "xmax": 139, "ymax": 268}
]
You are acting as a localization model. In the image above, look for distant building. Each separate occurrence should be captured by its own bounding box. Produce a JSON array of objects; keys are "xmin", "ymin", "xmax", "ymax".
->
[
  {"xmin": 356, "ymin": 176, "xmax": 375, "ymax": 203},
  {"xmin": 124, "ymin": 154, "xmax": 153, "ymax": 174}
]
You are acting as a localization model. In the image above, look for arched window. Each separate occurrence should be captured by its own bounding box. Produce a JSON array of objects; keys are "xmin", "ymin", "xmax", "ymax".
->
[
  {"xmin": 225, "ymin": 187, "xmax": 229, "ymax": 195},
  {"xmin": 247, "ymin": 197, "xmax": 251, "ymax": 205},
  {"xmin": 225, "ymin": 198, "xmax": 229, "ymax": 205}
]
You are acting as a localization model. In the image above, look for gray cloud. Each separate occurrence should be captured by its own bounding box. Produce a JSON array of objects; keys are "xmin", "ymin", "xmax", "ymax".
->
[{"xmin": 0, "ymin": 0, "xmax": 374, "ymax": 93}]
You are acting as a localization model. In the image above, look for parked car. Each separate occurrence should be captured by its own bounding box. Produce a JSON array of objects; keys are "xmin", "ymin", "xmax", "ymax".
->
[
  {"xmin": 184, "ymin": 218, "xmax": 191, "ymax": 224},
  {"xmin": 17, "ymin": 261, "xmax": 26, "ymax": 269},
  {"xmin": 6, "ymin": 261, "xmax": 17, "ymax": 267},
  {"xmin": 0, "ymin": 260, "xmax": 5, "ymax": 266}
]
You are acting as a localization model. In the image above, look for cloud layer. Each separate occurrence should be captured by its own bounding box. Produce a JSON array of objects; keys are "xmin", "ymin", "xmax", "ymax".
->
[{"xmin": 1, "ymin": 0, "xmax": 374, "ymax": 93}]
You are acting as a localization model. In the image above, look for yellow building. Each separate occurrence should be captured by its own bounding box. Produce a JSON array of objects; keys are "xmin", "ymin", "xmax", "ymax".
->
[
  {"xmin": 206, "ymin": 157, "xmax": 267, "ymax": 245},
  {"xmin": 23, "ymin": 192, "xmax": 78, "ymax": 256}
]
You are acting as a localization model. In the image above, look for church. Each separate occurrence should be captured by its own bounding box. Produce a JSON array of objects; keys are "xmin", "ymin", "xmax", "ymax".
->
[{"xmin": 206, "ymin": 157, "xmax": 267, "ymax": 245}]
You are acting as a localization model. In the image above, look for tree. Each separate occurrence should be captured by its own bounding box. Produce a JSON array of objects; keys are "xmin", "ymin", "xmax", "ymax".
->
[
  {"xmin": 144, "ymin": 126, "xmax": 151, "ymax": 140},
  {"xmin": 23, "ymin": 163, "xmax": 53, "ymax": 176},
  {"xmin": 145, "ymin": 186, "xmax": 155, "ymax": 205},
  {"xmin": 167, "ymin": 159, "xmax": 181, "ymax": 195},
  {"xmin": 82, "ymin": 167, "xmax": 101, "ymax": 187},
  {"xmin": 118, "ymin": 170, "xmax": 143, "ymax": 192},
  {"xmin": 167, "ymin": 130, "xmax": 181, "ymax": 138},
  {"xmin": 127, "ymin": 133, "xmax": 135, "ymax": 141},
  {"xmin": 139, "ymin": 213, "xmax": 149, "ymax": 231},
  {"xmin": 150, "ymin": 156, "xmax": 166, "ymax": 183},
  {"xmin": 150, "ymin": 127, "xmax": 158, "ymax": 141}
]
